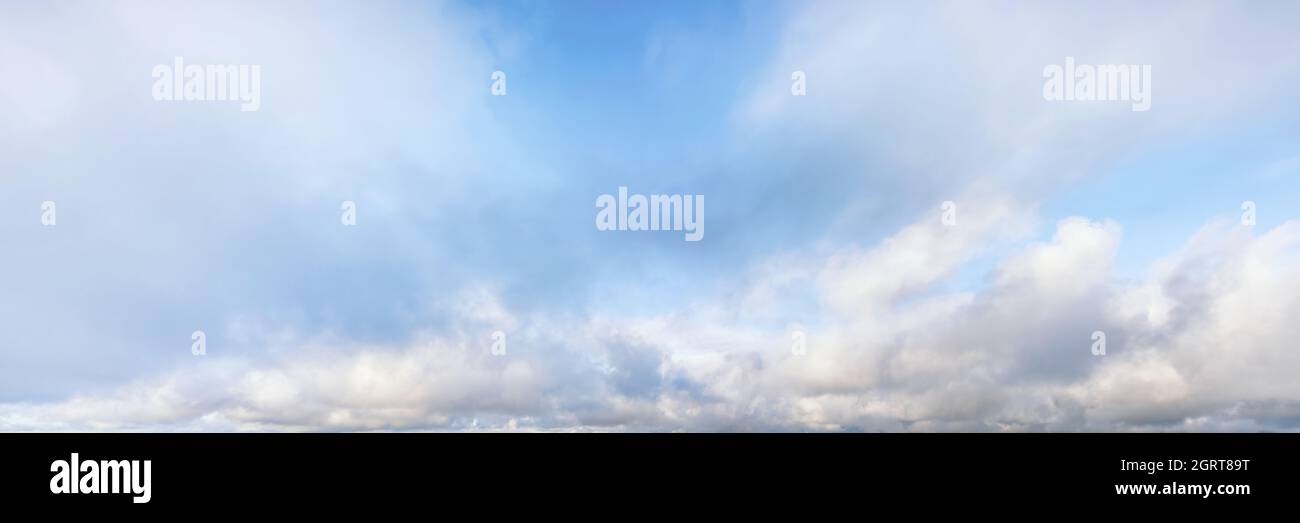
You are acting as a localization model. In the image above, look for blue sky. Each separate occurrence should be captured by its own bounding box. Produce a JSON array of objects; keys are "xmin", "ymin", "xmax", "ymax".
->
[{"xmin": 1, "ymin": 0, "xmax": 1299, "ymax": 431}]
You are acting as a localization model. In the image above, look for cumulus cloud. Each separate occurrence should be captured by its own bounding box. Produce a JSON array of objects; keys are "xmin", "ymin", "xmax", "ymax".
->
[{"xmin": 5, "ymin": 214, "xmax": 1299, "ymax": 432}]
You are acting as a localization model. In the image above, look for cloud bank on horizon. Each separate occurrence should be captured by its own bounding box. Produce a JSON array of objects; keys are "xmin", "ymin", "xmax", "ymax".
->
[{"xmin": 1, "ymin": 0, "xmax": 1299, "ymax": 431}]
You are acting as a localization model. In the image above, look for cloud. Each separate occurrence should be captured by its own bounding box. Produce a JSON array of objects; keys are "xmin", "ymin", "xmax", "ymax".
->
[
  {"xmin": 0, "ymin": 0, "xmax": 526, "ymax": 399},
  {"xmin": 2, "ymin": 1, "xmax": 1299, "ymax": 432},
  {"xmin": 5, "ymin": 213, "xmax": 1299, "ymax": 432}
]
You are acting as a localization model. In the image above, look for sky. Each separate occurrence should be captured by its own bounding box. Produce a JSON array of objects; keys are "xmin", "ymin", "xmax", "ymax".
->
[{"xmin": 1, "ymin": 0, "xmax": 1299, "ymax": 431}]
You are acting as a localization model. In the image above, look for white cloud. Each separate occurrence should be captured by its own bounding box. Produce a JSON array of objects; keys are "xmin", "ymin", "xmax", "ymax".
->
[
  {"xmin": 6, "ymin": 215, "xmax": 1299, "ymax": 432},
  {"xmin": 3, "ymin": 1, "xmax": 1299, "ymax": 433}
]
